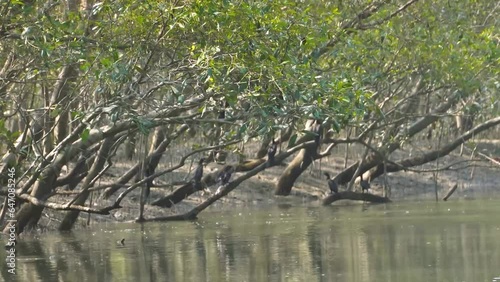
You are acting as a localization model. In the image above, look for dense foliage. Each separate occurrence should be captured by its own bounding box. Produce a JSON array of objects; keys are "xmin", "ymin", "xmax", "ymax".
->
[{"xmin": 0, "ymin": 0, "xmax": 498, "ymax": 233}]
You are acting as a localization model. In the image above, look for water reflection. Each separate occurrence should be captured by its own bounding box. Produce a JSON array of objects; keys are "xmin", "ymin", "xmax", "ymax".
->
[{"xmin": 2, "ymin": 200, "xmax": 500, "ymax": 281}]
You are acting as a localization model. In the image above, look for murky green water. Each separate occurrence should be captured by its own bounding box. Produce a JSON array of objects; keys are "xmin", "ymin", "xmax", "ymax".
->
[{"xmin": 2, "ymin": 199, "xmax": 500, "ymax": 282}]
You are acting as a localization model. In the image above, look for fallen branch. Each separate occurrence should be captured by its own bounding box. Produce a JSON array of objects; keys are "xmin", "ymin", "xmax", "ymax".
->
[
  {"xmin": 474, "ymin": 150, "xmax": 500, "ymax": 166},
  {"xmin": 322, "ymin": 191, "xmax": 391, "ymax": 206}
]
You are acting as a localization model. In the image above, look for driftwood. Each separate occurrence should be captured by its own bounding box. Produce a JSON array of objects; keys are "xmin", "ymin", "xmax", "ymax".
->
[
  {"xmin": 322, "ymin": 191, "xmax": 391, "ymax": 206},
  {"xmin": 442, "ymin": 184, "xmax": 458, "ymax": 201}
]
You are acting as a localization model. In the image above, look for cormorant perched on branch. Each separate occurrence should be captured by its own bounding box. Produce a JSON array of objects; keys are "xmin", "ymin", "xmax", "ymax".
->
[
  {"xmin": 193, "ymin": 158, "xmax": 205, "ymax": 191},
  {"xmin": 323, "ymin": 172, "xmax": 339, "ymax": 194},
  {"xmin": 360, "ymin": 174, "xmax": 371, "ymax": 193},
  {"xmin": 217, "ymin": 166, "xmax": 233, "ymax": 185},
  {"xmin": 267, "ymin": 139, "xmax": 278, "ymax": 167},
  {"xmin": 216, "ymin": 166, "xmax": 234, "ymax": 194}
]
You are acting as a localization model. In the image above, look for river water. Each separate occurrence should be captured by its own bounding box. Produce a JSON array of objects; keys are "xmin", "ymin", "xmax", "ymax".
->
[{"xmin": 2, "ymin": 199, "xmax": 500, "ymax": 282}]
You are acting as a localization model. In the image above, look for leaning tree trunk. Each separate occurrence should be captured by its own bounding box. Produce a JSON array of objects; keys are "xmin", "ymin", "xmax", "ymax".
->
[
  {"xmin": 6, "ymin": 165, "xmax": 61, "ymax": 234},
  {"xmin": 274, "ymin": 145, "xmax": 317, "ymax": 195},
  {"xmin": 144, "ymin": 127, "xmax": 166, "ymax": 176},
  {"xmin": 51, "ymin": 65, "xmax": 78, "ymax": 145},
  {"xmin": 59, "ymin": 137, "xmax": 114, "ymax": 231},
  {"xmin": 55, "ymin": 148, "xmax": 97, "ymax": 190},
  {"xmin": 2, "ymin": 61, "xmax": 80, "ymax": 234},
  {"xmin": 274, "ymin": 119, "xmax": 321, "ymax": 196},
  {"xmin": 3, "ymin": 112, "xmax": 113, "ymax": 234}
]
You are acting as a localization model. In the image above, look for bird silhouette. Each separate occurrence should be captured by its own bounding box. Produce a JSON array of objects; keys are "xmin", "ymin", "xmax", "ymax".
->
[
  {"xmin": 192, "ymin": 158, "xmax": 205, "ymax": 191},
  {"xmin": 323, "ymin": 172, "xmax": 339, "ymax": 194},
  {"xmin": 217, "ymin": 166, "xmax": 233, "ymax": 185},
  {"xmin": 215, "ymin": 166, "xmax": 234, "ymax": 194},
  {"xmin": 267, "ymin": 139, "xmax": 278, "ymax": 167},
  {"xmin": 360, "ymin": 174, "xmax": 370, "ymax": 193}
]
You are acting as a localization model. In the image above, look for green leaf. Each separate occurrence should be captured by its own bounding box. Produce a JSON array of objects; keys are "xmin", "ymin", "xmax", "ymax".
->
[
  {"xmin": 80, "ymin": 129, "xmax": 90, "ymax": 142},
  {"xmin": 287, "ymin": 134, "xmax": 297, "ymax": 148}
]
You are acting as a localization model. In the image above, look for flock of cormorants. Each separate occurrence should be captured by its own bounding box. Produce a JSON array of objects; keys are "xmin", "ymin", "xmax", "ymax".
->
[
  {"xmin": 143, "ymin": 137, "xmax": 371, "ymax": 201},
  {"xmin": 323, "ymin": 172, "xmax": 371, "ymax": 194}
]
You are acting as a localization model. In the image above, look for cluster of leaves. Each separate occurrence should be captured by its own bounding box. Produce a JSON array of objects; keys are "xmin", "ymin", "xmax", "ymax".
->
[{"xmin": 1, "ymin": 0, "xmax": 498, "ymax": 146}]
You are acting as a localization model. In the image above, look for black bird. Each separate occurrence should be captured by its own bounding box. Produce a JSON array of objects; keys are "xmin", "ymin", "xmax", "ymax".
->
[
  {"xmin": 193, "ymin": 158, "xmax": 205, "ymax": 190},
  {"xmin": 267, "ymin": 139, "xmax": 278, "ymax": 167},
  {"xmin": 359, "ymin": 174, "xmax": 371, "ymax": 193},
  {"xmin": 217, "ymin": 166, "xmax": 233, "ymax": 185},
  {"xmin": 216, "ymin": 166, "xmax": 234, "ymax": 194},
  {"xmin": 323, "ymin": 172, "xmax": 339, "ymax": 194},
  {"xmin": 143, "ymin": 163, "xmax": 154, "ymax": 202}
]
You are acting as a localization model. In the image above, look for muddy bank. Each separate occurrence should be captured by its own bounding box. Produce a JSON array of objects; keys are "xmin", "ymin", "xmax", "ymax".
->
[{"xmin": 32, "ymin": 141, "xmax": 498, "ymax": 231}]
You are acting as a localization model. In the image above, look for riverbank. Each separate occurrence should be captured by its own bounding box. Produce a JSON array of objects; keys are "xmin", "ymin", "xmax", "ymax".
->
[
  {"xmin": 98, "ymin": 144, "xmax": 500, "ymax": 223},
  {"xmin": 32, "ymin": 142, "xmax": 500, "ymax": 230}
]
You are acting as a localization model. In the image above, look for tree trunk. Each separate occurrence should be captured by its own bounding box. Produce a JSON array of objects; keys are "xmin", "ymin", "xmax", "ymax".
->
[
  {"xmin": 102, "ymin": 125, "xmax": 188, "ymax": 198},
  {"xmin": 146, "ymin": 127, "xmax": 166, "ymax": 172},
  {"xmin": 274, "ymin": 119, "xmax": 321, "ymax": 196},
  {"xmin": 59, "ymin": 137, "xmax": 114, "ymax": 231},
  {"xmin": 274, "ymin": 145, "xmax": 316, "ymax": 195},
  {"xmin": 55, "ymin": 148, "xmax": 97, "ymax": 189},
  {"xmin": 256, "ymin": 135, "xmax": 273, "ymax": 159},
  {"xmin": 5, "ymin": 167, "xmax": 59, "ymax": 234}
]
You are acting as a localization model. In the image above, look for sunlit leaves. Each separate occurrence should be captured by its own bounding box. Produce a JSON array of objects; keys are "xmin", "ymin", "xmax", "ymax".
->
[{"xmin": 2, "ymin": 0, "xmax": 497, "ymax": 144}]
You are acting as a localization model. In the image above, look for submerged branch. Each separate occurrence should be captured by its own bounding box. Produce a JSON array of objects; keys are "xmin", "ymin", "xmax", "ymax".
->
[{"xmin": 322, "ymin": 191, "xmax": 391, "ymax": 205}]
